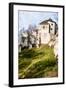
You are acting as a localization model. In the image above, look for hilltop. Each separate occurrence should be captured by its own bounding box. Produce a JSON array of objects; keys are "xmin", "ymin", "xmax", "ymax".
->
[{"xmin": 18, "ymin": 45, "xmax": 58, "ymax": 79}]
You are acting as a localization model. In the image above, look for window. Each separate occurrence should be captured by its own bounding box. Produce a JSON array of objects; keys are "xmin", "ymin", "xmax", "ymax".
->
[
  {"xmin": 51, "ymin": 23, "xmax": 53, "ymax": 25},
  {"xmin": 50, "ymin": 28, "xmax": 53, "ymax": 30},
  {"xmin": 43, "ymin": 26, "xmax": 45, "ymax": 29}
]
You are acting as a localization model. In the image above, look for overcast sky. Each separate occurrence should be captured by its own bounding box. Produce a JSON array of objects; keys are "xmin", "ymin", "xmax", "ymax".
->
[{"xmin": 19, "ymin": 11, "xmax": 58, "ymax": 31}]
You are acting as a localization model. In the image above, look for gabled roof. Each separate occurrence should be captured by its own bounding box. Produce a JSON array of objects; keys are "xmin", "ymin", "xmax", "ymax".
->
[{"xmin": 40, "ymin": 18, "xmax": 56, "ymax": 25}]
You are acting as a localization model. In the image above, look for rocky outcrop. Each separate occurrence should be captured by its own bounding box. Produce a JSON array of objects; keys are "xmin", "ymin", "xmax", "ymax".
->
[{"xmin": 48, "ymin": 33, "xmax": 58, "ymax": 57}]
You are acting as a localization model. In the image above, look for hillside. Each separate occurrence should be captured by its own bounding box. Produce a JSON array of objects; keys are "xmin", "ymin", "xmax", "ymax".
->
[{"xmin": 18, "ymin": 45, "xmax": 58, "ymax": 79}]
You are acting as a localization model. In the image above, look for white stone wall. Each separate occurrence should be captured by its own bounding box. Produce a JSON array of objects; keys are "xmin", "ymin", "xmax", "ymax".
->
[{"xmin": 38, "ymin": 24, "xmax": 50, "ymax": 44}]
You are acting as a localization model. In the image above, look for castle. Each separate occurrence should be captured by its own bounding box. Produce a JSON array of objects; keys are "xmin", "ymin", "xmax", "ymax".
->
[{"xmin": 18, "ymin": 18, "xmax": 58, "ymax": 57}]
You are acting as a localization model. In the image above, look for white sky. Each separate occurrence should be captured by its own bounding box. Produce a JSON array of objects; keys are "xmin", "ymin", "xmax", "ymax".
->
[{"xmin": 19, "ymin": 10, "xmax": 58, "ymax": 31}]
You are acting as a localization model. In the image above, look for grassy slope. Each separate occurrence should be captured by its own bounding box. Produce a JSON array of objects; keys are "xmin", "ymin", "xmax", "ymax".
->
[{"xmin": 18, "ymin": 45, "xmax": 58, "ymax": 79}]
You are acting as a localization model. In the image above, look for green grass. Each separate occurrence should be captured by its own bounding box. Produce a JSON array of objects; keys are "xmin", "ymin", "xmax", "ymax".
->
[{"xmin": 18, "ymin": 45, "xmax": 58, "ymax": 79}]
